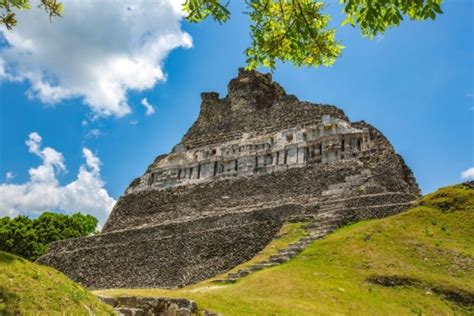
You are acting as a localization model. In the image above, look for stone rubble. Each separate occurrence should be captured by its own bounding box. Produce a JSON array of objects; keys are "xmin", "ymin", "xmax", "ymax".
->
[{"xmin": 97, "ymin": 296, "xmax": 197, "ymax": 316}]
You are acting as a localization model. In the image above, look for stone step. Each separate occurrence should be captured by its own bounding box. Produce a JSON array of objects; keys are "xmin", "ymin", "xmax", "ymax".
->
[
  {"xmin": 314, "ymin": 218, "xmax": 343, "ymax": 225},
  {"xmin": 212, "ymin": 279, "xmax": 230, "ymax": 283},
  {"xmin": 226, "ymin": 277, "xmax": 239, "ymax": 282},
  {"xmin": 116, "ymin": 307, "xmax": 145, "ymax": 316},
  {"xmin": 97, "ymin": 295, "xmax": 118, "ymax": 307},
  {"xmin": 310, "ymin": 223, "xmax": 338, "ymax": 230},
  {"xmin": 314, "ymin": 220, "xmax": 344, "ymax": 227},
  {"xmin": 318, "ymin": 192, "xmax": 416, "ymax": 206},
  {"xmin": 204, "ymin": 310, "xmax": 223, "ymax": 316},
  {"xmin": 316, "ymin": 213, "xmax": 344, "ymax": 220},
  {"xmin": 287, "ymin": 243, "xmax": 306, "ymax": 251},
  {"xmin": 317, "ymin": 209, "xmax": 343, "ymax": 215},
  {"xmin": 277, "ymin": 251, "xmax": 298, "ymax": 258},
  {"xmin": 316, "ymin": 212, "xmax": 345, "ymax": 219},
  {"xmin": 249, "ymin": 264, "xmax": 264, "ymax": 272},
  {"xmin": 299, "ymin": 236, "xmax": 314, "ymax": 242},
  {"xmin": 311, "ymin": 224, "xmax": 339, "ymax": 231},
  {"xmin": 318, "ymin": 205, "xmax": 345, "ymax": 213},
  {"xmin": 308, "ymin": 222, "xmax": 340, "ymax": 230},
  {"xmin": 309, "ymin": 229, "xmax": 334, "ymax": 235},
  {"xmin": 287, "ymin": 214, "xmax": 316, "ymax": 222},
  {"xmin": 287, "ymin": 242, "xmax": 300, "ymax": 248},
  {"xmin": 286, "ymin": 248, "xmax": 303, "ymax": 255},
  {"xmin": 309, "ymin": 228, "xmax": 336, "ymax": 236},
  {"xmin": 269, "ymin": 255, "xmax": 290, "ymax": 263},
  {"xmin": 278, "ymin": 249, "xmax": 298, "ymax": 256},
  {"xmin": 312, "ymin": 223, "xmax": 338, "ymax": 229}
]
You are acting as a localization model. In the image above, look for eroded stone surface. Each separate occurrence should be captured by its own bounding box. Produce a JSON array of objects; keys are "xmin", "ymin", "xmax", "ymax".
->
[
  {"xmin": 38, "ymin": 69, "xmax": 419, "ymax": 289},
  {"xmin": 98, "ymin": 296, "xmax": 197, "ymax": 316}
]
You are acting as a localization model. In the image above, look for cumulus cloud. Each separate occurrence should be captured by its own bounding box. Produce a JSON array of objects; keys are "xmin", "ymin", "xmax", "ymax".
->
[
  {"xmin": 0, "ymin": 133, "xmax": 116, "ymax": 224},
  {"xmin": 141, "ymin": 98, "xmax": 156, "ymax": 116},
  {"xmin": 0, "ymin": 0, "xmax": 192, "ymax": 117},
  {"xmin": 461, "ymin": 167, "xmax": 474, "ymax": 181}
]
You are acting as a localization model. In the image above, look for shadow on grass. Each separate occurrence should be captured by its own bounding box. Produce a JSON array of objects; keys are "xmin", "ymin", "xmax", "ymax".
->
[
  {"xmin": 0, "ymin": 286, "xmax": 20, "ymax": 314},
  {"xmin": 0, "ymin": 251, "xmax": 22, "ymax": 264},
  {"xmin": 367, "ymin": 275, "xmax": 474, "ymax": 310}
]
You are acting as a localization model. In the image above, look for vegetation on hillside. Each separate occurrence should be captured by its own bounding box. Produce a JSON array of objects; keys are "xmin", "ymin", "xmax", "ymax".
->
[
  {"xmin": 0, "ymin": 212, "xmax": 98, "ymax": 261},
  {"xmin": 98, "ymin": 183, "xmax": 473, "ymax": 315},
  {"xmin": 0, "ymin": 250, "xmax": 114, "ymax": 315}
]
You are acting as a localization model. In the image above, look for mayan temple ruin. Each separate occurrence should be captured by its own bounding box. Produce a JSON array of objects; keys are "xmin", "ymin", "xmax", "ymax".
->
[{"xmin": 38, "ymin": 69, "xmax": 420, "ymax": 289}]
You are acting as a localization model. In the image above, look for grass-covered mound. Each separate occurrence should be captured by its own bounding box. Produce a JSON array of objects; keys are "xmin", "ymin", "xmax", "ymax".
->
[
  {"xmin": 98, "ymin": 183, "xmax": 474, "ymax": 315},
  {"xmin": 0, "ymin": 251, "xmax": 114, "ymax": 315}
]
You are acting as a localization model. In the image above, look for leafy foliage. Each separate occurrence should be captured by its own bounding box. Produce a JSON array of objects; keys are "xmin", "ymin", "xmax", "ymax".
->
[
  {"xmin": 183, "ymin": 0, "xmax": 443, "ymax": 69},
  {"xmin": 1, "ymin": 0, "xmax": 443, "ymax": 69},
  {"xmin": 341, "ymin": 0, "xmax": 443, "ymax": 38},
  {"xmin": 0, "ymin": 212, "xmax": 98, "ymax": 261},
  {"xmin": 245, "ymin": 0, "xmax": 342, "ymax": 69},
  {"xmin": 183, "ymin": 0, "xmax": 230, "ymax": 23},
  {"xmin": 0, "ymin": 0, "xmax": 62, "ymax": 30}
]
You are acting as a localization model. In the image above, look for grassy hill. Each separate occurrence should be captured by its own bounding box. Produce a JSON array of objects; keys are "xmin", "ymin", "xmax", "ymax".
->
[
  {"xmin": 0, "ymin": 251, "xmax": 114, "ymax": 315},
  {"xmin": 98, "ymin": 183, "xmax": 474, "ymax": 315}
]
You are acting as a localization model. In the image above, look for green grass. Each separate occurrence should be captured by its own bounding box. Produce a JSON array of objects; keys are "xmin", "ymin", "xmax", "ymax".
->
[
  {"xmin": 97, "ymin": 184, "xmax": 474, "ymax": 315},
  {"xmin": 0, "ymin": 251, "xmax": 114, "ymax": 315}
]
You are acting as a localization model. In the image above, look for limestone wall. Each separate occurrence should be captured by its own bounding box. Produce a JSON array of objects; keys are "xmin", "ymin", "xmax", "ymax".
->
[
  {"xmin": 39, "ymin": 207, "xmax": 293, "ymax": 289},
  {"xmin": 127, "ymin": 116, "xmax": 370, "ymax": 193}
]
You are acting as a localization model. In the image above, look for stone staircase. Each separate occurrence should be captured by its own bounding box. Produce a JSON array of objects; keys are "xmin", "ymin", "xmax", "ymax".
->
[
  {"xmin": 211, "ymin": 183, "xmax": 376, "ymax": 284},
  {"xmin": 307, "ymin": 202, "xmax": 347, "ymax": 239},
  {"xmin": 213, "ymin": 235, "xmax": 316, "ymax": 284},
  {"xmin": 211, "ymin": 183, "xmax": 356, "ymax": 284},
  {"xmin": 211, "ymin": 199, "xmax": 354, "ymax": 284}
]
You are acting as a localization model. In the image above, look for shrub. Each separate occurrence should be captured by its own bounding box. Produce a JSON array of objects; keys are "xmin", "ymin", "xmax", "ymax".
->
[{"xmin": 0, "ymin": 212, "xmax": 98, "ymax": 261}]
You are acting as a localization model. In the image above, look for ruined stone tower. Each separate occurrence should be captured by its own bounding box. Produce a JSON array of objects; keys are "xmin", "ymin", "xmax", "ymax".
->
[{"xmin": 38, "ymin": 69, "xmax": 420, "ymax": 289}]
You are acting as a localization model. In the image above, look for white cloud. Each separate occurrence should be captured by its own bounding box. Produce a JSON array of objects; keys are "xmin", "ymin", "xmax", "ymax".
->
[
  {"xmin": 141, "ymin": 97, "xmax": 156, "ymax": 116},
  {"xmin": 86, "ymin": 129, "xmax": 103, "ymax": 138},
  {"xmin": 5, "ymin": 172, "xmax": 14, "ymax": 181},
  {"xmin": 461, "ymin": 167, "xmax": 474, "ymax": 181},
  {"xmin": 0, "ymin": 0, "xmax": 191, "ymax": 118},
  {"xmin": 82, "ymin": 148, "xmax": 101, "ymax": 174},
  {"xmin": 0, "ymin": 133, "xmax": 116, "ymax": 225}
]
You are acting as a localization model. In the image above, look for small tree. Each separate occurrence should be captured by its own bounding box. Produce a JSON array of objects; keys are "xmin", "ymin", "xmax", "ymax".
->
[{"xmin": 0, "ymin": 212, "xmax": 98, "ymax": 261}]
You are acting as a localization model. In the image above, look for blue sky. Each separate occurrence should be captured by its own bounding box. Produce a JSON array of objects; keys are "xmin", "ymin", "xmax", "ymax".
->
[{"xmin": 0, "ymin": 0, "xmax": 472, "ymax": 223}]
